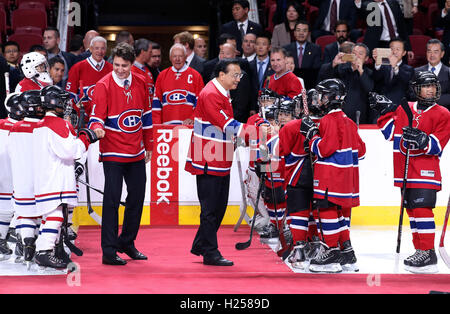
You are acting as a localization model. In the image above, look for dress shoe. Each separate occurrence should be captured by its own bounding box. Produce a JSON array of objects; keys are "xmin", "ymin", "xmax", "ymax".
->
[
  {"xmin": 102, "ymin": 254, "xmax": 127, "ymax": 265},
  {"xmin": 203, "ymin": 256, "xmax": 234, "ymax": 266},
  {"xmin": 117, "ymin": 246, "xmax": 148, "ymax": 260},
  {"xmin": 190, "ymin": 247, "xmax": 204, "ymax": 256}
]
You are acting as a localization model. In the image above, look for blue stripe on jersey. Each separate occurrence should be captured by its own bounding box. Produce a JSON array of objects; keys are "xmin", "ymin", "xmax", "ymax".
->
[
  {"xmin": 142, "ymin": 111, "xmax": 153, "ymax": 128},
  {"xmin": 193, "ymin": 119, "xmax": 232, "ymax": 142},
  {"xmin": 152, "ymin": 98, "xmax": 162, "ymax": 109},
  {"xmin": 316, "ymin": 148, "xmax": 354, "ymax": 167},
  {"xmin": 162, "ymin": 91, "xmax": 197, "ymax": 107},
  {"xmin": 381, "ymin": 118, "xmax": 395, "ymax": 140},
  {"xmin": 427, "ymin": 134, "xmax": 442, "ymax": 156}
]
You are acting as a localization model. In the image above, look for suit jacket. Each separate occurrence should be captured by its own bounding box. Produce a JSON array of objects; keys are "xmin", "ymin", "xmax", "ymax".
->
[
  {"xmin": 189, "ymin": 54, "xmax": 205, "ymax": 75},
  {"xmin": 284, "ymin": 41, "xmax": 322, "ymax": 89},
  {"xmin": 220, "ymin": 20, "xmax": 263, "ymax": 54},
  {"xmin": 415, "ymin": 64, "xmax": 450, "ymax": 110},
  {"xmin": 323, "ymin": 42, "xmax": 339, "ymax": 64},
  {"xmin": 309, "ymin": 0, "xmax": 358, "ymax": 30},
  {"xmin": 361, "ymin": 0, "xmax": 411, "ymax": 51},
  {"xmin": 373, "ymin": 62, "xmax": 415, "ymax": 105},
  {"xmin": 249, "ymin": 57, "xmax": 275, "ymax": 93}
]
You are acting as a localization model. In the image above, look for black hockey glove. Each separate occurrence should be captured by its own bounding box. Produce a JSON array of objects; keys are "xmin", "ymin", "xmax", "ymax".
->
[
  {"xmin": 368, "ymin": 92, "xmax": 398, "ymax": 115},
  {"xmin": 402, "ymin": 126, "xmax": 429, "ymax": 150},
  {"xmin": 75, "ymin": 162, "xmax": 84, "ymax": 180},
  {"xmin": 78, "ymin": 128, "xmax": 98, "ymax": 144},
  {"xmin": 300, "ymin": 116, "xmax": 319, "ymax": 153}
]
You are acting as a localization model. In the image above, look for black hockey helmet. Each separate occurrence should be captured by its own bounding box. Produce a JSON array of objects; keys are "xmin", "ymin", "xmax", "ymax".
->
[
  {"xmin": 261, "ymin": 104, "xmax": 279, "ymax": 122},
  {"xmin": 316, "ymin": 78, "xmax": 346, "ymax": 113},
  {"xmin": 258, "ymin": 88, "xmax": 279, "ymax": 112},
  {"xmin": 40, "ymin": 85, "xmax": 71, "ymax": 110},
  {"xmin": 277, "ymin": 99, "xmax": 296, "ymax": 120},
  {"xmin": 18, "ymin": 90, "xmax": 45, "ymax": 118},
  {"xmin": 306, "ymin": 89, "xmax": 323, "ymax": 117},
  {"xmin": 410, "ymin": 71, "xmax": 441, "ymax": 107},
  {"xmin": 4, "ymin": 92, "xmax": 26, "ymax": 121}
]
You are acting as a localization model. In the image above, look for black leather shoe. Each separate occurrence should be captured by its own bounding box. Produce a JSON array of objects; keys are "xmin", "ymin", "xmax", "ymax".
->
[
  {"xmin": 102, "ymin": 254, "xmax": 127, "ymax": 265},
  {"xmin": 117, "ymin": 246, "xmax": 148, "ymax": 260},
  {"xmin": 190, "ymin": 247, "xmax": 204, "ymax": 256},
  {"xmin": 203, "ymin": 256, "xmax": 234, "ymax": 266}
]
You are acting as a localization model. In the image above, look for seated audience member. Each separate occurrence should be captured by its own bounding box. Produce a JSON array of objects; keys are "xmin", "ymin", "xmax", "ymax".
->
[
  {"xmin": 272, "ymin": 1, "xmax": 305, "ymax": 48},
  {"xmin": 323, "ymin": 20, "xmax": 350, "ymax": 64},
  {"xmin": 415, "ymin": 39, "xmax": 450, "ymax": 110}
]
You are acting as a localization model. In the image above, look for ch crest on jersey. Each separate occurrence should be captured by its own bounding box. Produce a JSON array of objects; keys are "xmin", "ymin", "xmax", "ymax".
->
[
  {"xmin": 117, "ymin": 109, "xmax": 142, "ymax": 133},
  {"xmin": 82, "ymin": 85, "xmax": 96, "ymax": 101},
  {"xmin": 167, "ymin": 90, "xmax": 188, "ymax": 104}
]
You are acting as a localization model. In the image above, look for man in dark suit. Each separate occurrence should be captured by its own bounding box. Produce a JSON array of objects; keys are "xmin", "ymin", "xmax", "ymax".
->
[
  {"xmin": 309, "ymin": 0, "xmax": 358, "ymax": 41},
  {"xmin": 358, "ymin": 0, "xmax": 412, "ymax": 56},
  {"xmin": 319, "ymin": 43, "xmax": 374, "ymax": 123},
  {"xmin": 415, "ymin": 39, "xmax": 450, "ymax": 110},
  {"xmin": 323, "ymin": 20, "xmax": 350, "ymax": 63},
  {"xmin": 174, "ymin": 31, "xmax": 205, "ymax": 75},
  {"xmin": 283, "ymin": 21, "xmax": 322, "ymax": 90},
  {"xmin": 220, "ymin": 0, "xmax": 263, "ymax": 55},
  {"xmin": 438, "ymin": 0, "xmax": 450, "ymax": 65},
  {"xmin": 373, "ymin": 38, "xmax": 414, "ymax": 107}
]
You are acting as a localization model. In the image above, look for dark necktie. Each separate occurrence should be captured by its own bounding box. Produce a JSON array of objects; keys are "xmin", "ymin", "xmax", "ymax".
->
[
  {"xmin": 330, "ymin": 0, "xmax": 337, "ymax": 33},
  {"xmin": 124, "ymin": 79, "xmax": 129, "ymax": 90},
  {"xmin": 258, "ymin": 61, "xmax": 265, "ymax": 88},
  {"xmin": 298, "ymin": 45, "xmax": 303, "ymax": 68},
  {"xmin": 239, "ymin": 23, "xmax": 245, "ymax": 40},
  {"xmin": 96, "ymin": 63, "xmax": 101, "ymax": 71},
  {"xmin": 382, "ymin": 2, "xmax": 396, "ymax": 40}
]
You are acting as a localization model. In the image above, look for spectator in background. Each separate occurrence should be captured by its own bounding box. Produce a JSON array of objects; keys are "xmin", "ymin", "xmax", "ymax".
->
[
  {"xmin": 48, "ymin": 56, "xmax": 65, "ymax": 87},
  {"xmin": 147, "ymin": 42, "xmax": 162, "ymax": 81},
  {"xmin": 69, "ymin": 34, "xmax": 85, "ymax": 56},
  {"xmin": 283, "ymin": 20, "xmax": 322, "ymax": 90},
  {"xmin": 29, "ymin": 44, "xmax": 48, "ymax": 59},
  {"xmin": 439, "ymin": 0, "xmax": 450, "ymax": 65},
  {"xmin": 415, "ymin": 39, "xmax": 450, "ymax": 110},
  {"xmin": 2, "ymin": 41, "xmax": 20, "ymax": 69},
  {"xmin": 220, "ymin": 0, "xmax": 263, "ymax": 55},
  {"xmin": 242, "ymin": 33, "xmax": 257, "ymax": 62},
  {"xmin": 272, "ymin": 1, "xmax": 304, "ymax": 48},
  {"xmin": 308, "ymin": 0, "xmax": 358, "ymax": 42},
  {"xmin": 173, "ymin": 31, "xmax": 205, "ymax": 74},
  {"xmin": 373, "ymin": 38, "xmax": 414, "ymax": 107},
  {"xmin": 194, "ymin": 37, "xmax": 208, "ymax": 59},
  {"xmin": 43, "ymin": 27, "xmax": 77, "ymax": 88},
  {"xmin": 323, "ymin": 20, "xmax": 350, "ymax": 64},
  {"xmin": 249, "ymin": 33, "xmax": 274, "ymax": 93},
  {"xmin": 107, "ymin": 31, "xmax": 134, "ymax": 63},
  {"xmin": 268, "ymin": 47, "xmax": 303, "ymax": 99},
  {"xmin": 78, "ymin": 30, "xmax": 100, "ymax": 61},
  {"xmin": 0, "ymin": 56, "xmax": 12, "ymax": 118}
]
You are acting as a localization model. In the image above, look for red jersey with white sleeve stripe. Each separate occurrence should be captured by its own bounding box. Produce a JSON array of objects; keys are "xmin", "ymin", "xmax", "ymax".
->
[
  {"xmin": 377, "ymin": 101, "xmax": 450, "ymax": 191},
  {"xmin": 89, "ymin": 71, "xmax": 153, "ymax": 163},
  {"xmin": 267, "ymin": 71, "xmax": 303, "ymax": 99},
  {"xmin": 308, "ymin": 109, "xmax": 366, "ymax": 208},
  {"xmin": 15, "ymin": 77, "xmax": 49, "ymax": 93},
  {"xmin": 131, "ymin": 61, "xmax": 155, "ymax": 103}
]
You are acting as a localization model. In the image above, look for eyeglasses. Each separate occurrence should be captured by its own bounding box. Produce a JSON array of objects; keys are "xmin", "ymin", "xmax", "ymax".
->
[
  {"xmin": 4, "ymin": 49, "xmax": 18, "ymax": 54},
  {"xmin": 229, "ymin": 72, "xmax": 243, "ymax": 79}
]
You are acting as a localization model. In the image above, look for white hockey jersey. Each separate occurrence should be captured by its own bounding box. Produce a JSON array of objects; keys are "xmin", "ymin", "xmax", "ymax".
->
[
  {"xmin": 32, "ymin": 113, "xmax": 86, "ymax": 215},
  {"xmin": 0, "ymin": 118, "xmax": 16, "ymax": 210}
]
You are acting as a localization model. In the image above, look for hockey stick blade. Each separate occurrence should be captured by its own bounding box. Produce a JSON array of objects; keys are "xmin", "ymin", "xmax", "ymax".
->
[
  {"xmin": 64, "ymin": 237, "xmax": 83, "ymax": 256},
  {"xmin": 234, "ymin": 147, "xmax": 250, "ymax": 232}
]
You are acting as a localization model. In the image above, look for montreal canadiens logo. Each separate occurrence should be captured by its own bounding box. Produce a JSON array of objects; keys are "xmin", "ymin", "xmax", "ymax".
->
[
  {"xmin": 117, "ymin": 109, "xmax": 142, "ymax": 133},
  {"xmin": 167, "ymin": 90, "xmax": 187, "ymax": 104},
  {"xmin": 82, "ymin": 85, "xmax": 96, "ymax": 100},
  {"xmin": 399, "ymin": 137, "xmax": 422, "ymax": 157}
]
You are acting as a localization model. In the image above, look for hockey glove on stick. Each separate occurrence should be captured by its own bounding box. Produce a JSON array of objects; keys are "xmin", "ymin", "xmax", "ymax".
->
[
  {"xmin": 402, "ymin": 126, "xmax": 429, "ymax": 150},
  {"xmin": 75, "ymin": 162, "xmax": 84, "ymax": 180},
  {"xmin": 300, "ymin": 116, "xmax": 319, "ymax": 152}
]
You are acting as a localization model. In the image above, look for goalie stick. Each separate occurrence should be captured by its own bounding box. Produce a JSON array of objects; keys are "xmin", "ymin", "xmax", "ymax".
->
[
  {"xmin": 394, "ymin": 98, "xmax": 414, "ymax": 272},
  {"xmin": 233, "ymin": 139, "xmax": 251, "ymax": 232},
  {"xmin": 439, "ymin": 195, "xmax": 450, "ymax": 269}
]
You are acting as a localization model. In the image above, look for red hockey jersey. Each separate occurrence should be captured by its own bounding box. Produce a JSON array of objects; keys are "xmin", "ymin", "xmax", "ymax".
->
[
  {"xmin": 185, "ymin": 79, "xmax": 259, "ymax": 176},
  {"xmin": 279, "ymin": 119, "xmax": 309, "ymax": 187},
  {"xmin": 15, "ymin": 77, "xmax": 49, "ymax": 92},
  {"xmin": 377, "ymin": 101, "xmax": 450, "ymax": 191},
  {"xmin": 267, "ymin": 71, "xmax": 303, "ymax": 99},
  {"xmin": 131, "ymin": 61, "xmax": 155, "ymax": 103},
  {"xmin": 89, "ymin": 71, "xmax": 153, "ymax": 163},
  {"xmin": 66, "ymin": 57, "xmax": 113, "ymax": 118},
  {"xmin": 309, "ymin": 109, "xmax": 366, "ymax": 208},
  {"xmin": 152, "ymin": 65, "xmax": 204, "ymax": 125}
]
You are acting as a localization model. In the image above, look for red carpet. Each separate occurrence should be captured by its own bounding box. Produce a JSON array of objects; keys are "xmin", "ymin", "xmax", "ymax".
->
[{"xmin": 2, "ymin": 226, "xmax": 450, "ymax": 294}]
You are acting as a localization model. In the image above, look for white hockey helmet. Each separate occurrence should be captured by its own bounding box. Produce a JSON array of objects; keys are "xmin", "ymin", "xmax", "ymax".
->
[{"xmin": 20, "ymin": 52, "xmax": 53, "ymax": 84}]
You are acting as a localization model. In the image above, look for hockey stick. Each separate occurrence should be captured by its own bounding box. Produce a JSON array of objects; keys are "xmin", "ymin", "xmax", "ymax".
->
[
  {"xmin": 77, "ymin": 178, "xmax": 126, "ymax": 207},
  {"xmin": 235, "ymin": 176, "xmax": 265, "ymax": 250},
  {"xmin": 439, "ymin": 195, "xmax": 450, "ymax": 269},
  {"xmin": 4, "ymin": 72, "xmax": 10, "ymax": 96},
  {"xmin": 234, "ymin": 140, "xmax": 251, "ymax": 231},
  {"xmin": 61, "ymin": 203, "xmax": 83, "ymax": 256},
  {"xmin": 394, "ymin": 99, "xmax": 414, "ymax": 272}
]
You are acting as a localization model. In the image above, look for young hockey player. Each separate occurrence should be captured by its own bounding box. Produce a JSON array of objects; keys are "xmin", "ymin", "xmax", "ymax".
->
[
  {"xmin": 279, "ymin": 90, "xmax": 322, "ymax": 270},
  {"xmin": 0, "ymin": 93, "xmax": 25, "ymax": 260},
  {"xmin": 8, "ymin": 90, "xmax": 47, "ymax": 267},
  {"xmin": 15, "ymin": 52, "xmax": 53, "ymax": 92},
  {"xmin": 31, "ymin": 85, "xmax": 98, "ymax": 269},
  {"xmin": 301, "ymin": 79, "xmax": 366, "ymax": 273},
  {"xmin": 372, "ymin": 71, "xmax": 450, "ymax": 274}
]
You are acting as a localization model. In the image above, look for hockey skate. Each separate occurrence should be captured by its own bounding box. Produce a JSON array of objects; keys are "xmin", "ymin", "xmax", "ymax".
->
[
  {"xmin": 288, "ymin": 241, "xmax": 307, "ymax": 270},
  {"xmin": 404, "ymin": 249, "xmax": 438, "ymax": 274},
  {"xmin": 35, "ymin": 250, "xmax": 68, "ymax": 270},
  {"xmin": 340, "ymin": 240, "xmax": 359, "ymax": 272},
  {"xmin": 14, "ymin": 235, "xmax": 24, "ymax": 264},
  {"xmin": 7, "ymin": 227, "xmax": 18, "ymax": 243},
  {"xmin": 23, "ymin": 237, "xmax": 36, "ymax": 270},
  {"xmin": 306, "ymin": 236, "xmax": 326, "ymax": 261},
  {"xmin": 309, "ymin": 246, "xmax": 343, "ymax": 273},
  {"xmin": 0, "ymin": 238, "xmax": 12, "ymax": 261}
]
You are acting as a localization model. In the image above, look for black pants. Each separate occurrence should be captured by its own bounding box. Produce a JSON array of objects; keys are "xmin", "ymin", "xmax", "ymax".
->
[
  {"xmin": 192, "ymin": 174, "xmax": 230, "ymax": 260},
  {"xmin": 101, "ymin": 160, "xmax": 146, "ymax": 258}
]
